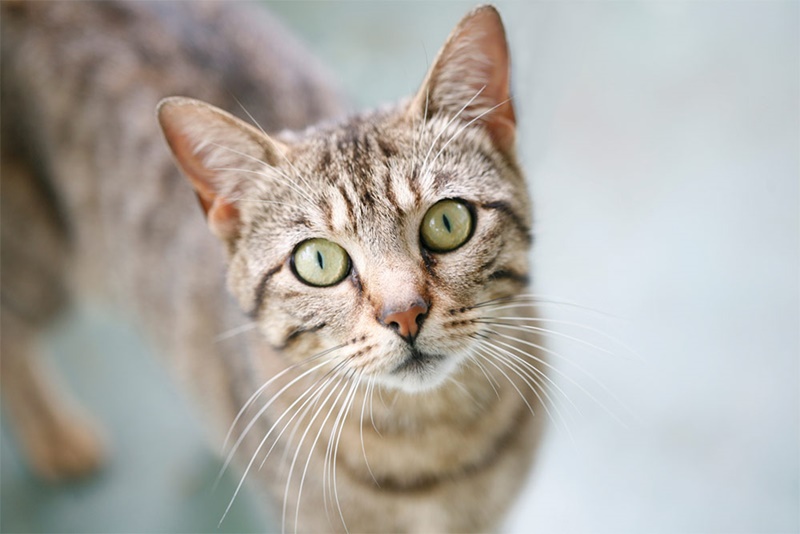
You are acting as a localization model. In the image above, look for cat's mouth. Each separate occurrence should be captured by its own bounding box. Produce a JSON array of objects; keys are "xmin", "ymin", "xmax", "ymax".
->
[
  {"xmin": 390, "ymin": 348, "xmax": 446, "ymax": 375},
  {"xmin": 382, "ymin": 346, "xmax": 467, "ymax": 392}
]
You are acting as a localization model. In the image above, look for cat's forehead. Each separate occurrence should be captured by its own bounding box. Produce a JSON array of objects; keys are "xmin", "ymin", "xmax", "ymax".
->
[
  {"xmin": 288, "ymin": 112, "xmax": 498, "ymax": 207},
  {"xmin": 301, "ymin": 116, "xmax": 413, "ymax": 183},
  {"xmin": 250, "ymin": 108, "xmax": 516, "ymax": 258},
  {"xmin": 288, "ymin": 116, "xmax": 422, "ymax": 228}
]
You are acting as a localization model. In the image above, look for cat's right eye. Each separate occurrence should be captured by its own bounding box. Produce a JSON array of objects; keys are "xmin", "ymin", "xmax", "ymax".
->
[{"xmin": 292, "ymin": 238, "xmax": 351, "ymax": 287}]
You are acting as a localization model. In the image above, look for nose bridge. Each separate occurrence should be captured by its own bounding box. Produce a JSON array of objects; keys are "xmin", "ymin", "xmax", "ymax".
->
[
  {"xmin": 371, "ymin": 254, "xmax": 423, "ymax": 307},
  {"xmin": 368, "ymin": 254, "xmax": 429, "ymax": 341}
]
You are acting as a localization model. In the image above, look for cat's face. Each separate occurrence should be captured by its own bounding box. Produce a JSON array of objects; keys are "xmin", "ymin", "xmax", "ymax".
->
[
  {"xmin": 158, "ymin": 6, "xmax": 530, "ymax": 392},
  {"xmin": 235, "ymin": 111, "xmax": 530, "ymax": 391}
]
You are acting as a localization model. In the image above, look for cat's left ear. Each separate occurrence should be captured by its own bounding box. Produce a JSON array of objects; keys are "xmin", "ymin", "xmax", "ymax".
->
[
  {"xmin": 409, "ymin": 5, "xmax": 516, "ymax": 154},
  {"xmin": 157, "ymin": 96, "xmax": 286, "ymax": 242}
]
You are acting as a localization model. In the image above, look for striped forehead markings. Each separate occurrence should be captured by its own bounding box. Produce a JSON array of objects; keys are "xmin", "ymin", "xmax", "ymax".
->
[
  {"xmin": 337, "ymin": 184, "xmax": 356, "ymax": 222},
  {"xmin": 322, "ymin": 184, "xmax": 351, "ymax": 233},
  {"xmin": 383, "ymin": 164, "xmax": 399, "ymax": 210},
  {"xmin": 408, "ymin": 165, "xmax": 423, "ymax": 203}
]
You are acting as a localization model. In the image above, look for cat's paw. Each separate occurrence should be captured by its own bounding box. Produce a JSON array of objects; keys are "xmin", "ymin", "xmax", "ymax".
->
[{"xmin": 21, "ymin": 411, "xmax": 106, "ymax": 482}]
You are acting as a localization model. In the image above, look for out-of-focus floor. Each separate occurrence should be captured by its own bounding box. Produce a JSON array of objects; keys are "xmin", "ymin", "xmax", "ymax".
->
[{"xmin": 2, "ymin": 2, "xmax": 798, "ymax": 533}]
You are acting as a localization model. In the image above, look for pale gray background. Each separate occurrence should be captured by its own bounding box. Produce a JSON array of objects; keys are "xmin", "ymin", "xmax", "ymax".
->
[{"xmin": 1, "ymin": 1, "xmax": 797, "ymax": 533}]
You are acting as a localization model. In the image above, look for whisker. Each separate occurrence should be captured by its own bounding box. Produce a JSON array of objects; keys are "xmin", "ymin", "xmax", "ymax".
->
[
  {"xmin": 219, "ymin": 359, "xmax": 344, "ymax": 527},
  {"xmin": 222, "ymin": 343, "xmax": 345, "ymax": 454},
  {"xmin": 214, "ymin": 321, "xmax": 259, "ymax": 342},
  {"xmin": 446, "ymin": 375, "xmax": 481, "ymax": 407},
  {"xmin": 208, "ymin": 142, "xmax": 302, "ymax": 188},
  {"xmin": 286, "ymin": 373, "xmax": 347, "ymax": 533},
  {"xmin": 476, "ymin": 336, "xmax": 581, "ymax": 417},
  {"xmin": 323, "ymin": 374, "xmax": 354, "ymax": 522},
  {"xmin": 475, "ymin": 319, "xmax": 619, "ymax": 359},
  {"xmin": 282, "ymin": 370, "xmax": 353, "ymax": 534},
  {"xmin": 419, "ymin": 85, "xmax": 486, "ymax": 179},
  {"xmin": 269, "ymin": 360, "xmax": 355, "ymax": 473},
  {"xmin": 473, "ymin": 293, "xmax": 622, "ymax": 318},
  {"xmin": 329, "ymin": 375, "xmax": 360, "ymax": 533},
  {"xmin": 273, "ymin": 370, "xmax": 340, "ymax": 475},
  {"xmin": 218, "ymin": 351, "xmax": 345, "ymax": 490},
  {"xmin": 210, "ymin": 163, "xmax": 314, "ymax": 205},
  {"xmin": 472, "ymin": 351, "xmax": 536, "ymax": 416},
  {"xmin": 477, "ymin": 330, "xmax": 633, "ymax": 426},
  {"xmin": 368, "ymin": 380, "xmax": 381, "ymax": 437},
  {"xmin": 295, "ymin": 371, "xmax": 358, "ymax": 533},
  {"xmin": 389, "ymin": 387, "xmax": 401, "ymax": 410},
  {"xmin": 414, "ymin": 86, "xmax": 430, "ymax": 157},
  {"xmin": 230, "ymin": 96, "xmax": 318, "ymax": 195},
  {"xmin": 477, "ymin": 314, "xmax": 640, "ymax": 360},
  {"xmin": 224, "ymin": 196, "xmax": 302, "ymax": 210},
  {"xmin": 287, "ymin": 371, "xmax": 348, "ymax": 531},
  {"xmin": 477, "ymin": 343, "xmax": 550, "ymax": 410},
  {"xmin": 469, "ymin": 354, "xmax": 501, "ymax": 400},
  {"xmin": 359, "ymin": 376, "xmax": 380, "ymax": 486},
  {"xmin": 377, "ymin": 384, "xmax": 388, "ymax": 410},
  {"xmin": 428, "ymin": 97, "xmax": 511, "ymax": 171},
  {"xmin": 218, "ymin": 362, "xmax": 328, "ymax": 491},
  {"xmin": 476, "ymin": 340, "xmax": 577, "ymax": 444}
]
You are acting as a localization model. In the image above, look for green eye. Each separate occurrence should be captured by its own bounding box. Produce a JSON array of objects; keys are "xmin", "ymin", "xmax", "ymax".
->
[
  {"xmin": 292, "ymin": 238, "xmax": 351, "ymax": 287},
  {"xmin": 420, "ymin": 199, "xmax": 474, "ymax": 252}
]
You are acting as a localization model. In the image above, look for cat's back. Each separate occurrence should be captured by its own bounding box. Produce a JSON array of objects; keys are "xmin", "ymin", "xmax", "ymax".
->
[
  {"xmin": 1, "ymin": 1, "xmax": 345, "ymax": 134},
  {"xmin": 1, "ymin": 0, "xmax": 345, "ymax": 314},
  {"xmin": 0, "ymin": 1, "xmax": 344, "ymax": 284}
]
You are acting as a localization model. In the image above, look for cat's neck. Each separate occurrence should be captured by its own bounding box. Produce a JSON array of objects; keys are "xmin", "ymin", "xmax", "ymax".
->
[
  {"xmin": 337, "ymin": 360, "xmax": 534, "ymax": 490},
  {"xmin": 242, "ymin": 338, "xmax": 534, "ymax": 486}
]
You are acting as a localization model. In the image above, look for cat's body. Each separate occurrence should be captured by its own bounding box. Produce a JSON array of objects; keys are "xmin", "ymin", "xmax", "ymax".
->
[
  {"xmin": 1, "ymin": 2, "xmax": 545, "ymax": 531},
  {"xmin": 2, "ymin": 0, "xmax": 345, "ymax": 452}
]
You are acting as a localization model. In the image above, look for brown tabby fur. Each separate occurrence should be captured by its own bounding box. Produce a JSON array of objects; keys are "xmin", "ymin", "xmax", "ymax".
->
[{"xmin": 1, "ymin": 2, "xmax": 545, "ymax": 531}]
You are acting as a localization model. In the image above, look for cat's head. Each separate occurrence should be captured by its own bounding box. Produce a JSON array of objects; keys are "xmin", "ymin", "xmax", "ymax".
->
[{"xmin": 158, "ymin": 6, "xmax": 531, "ymax": 392}]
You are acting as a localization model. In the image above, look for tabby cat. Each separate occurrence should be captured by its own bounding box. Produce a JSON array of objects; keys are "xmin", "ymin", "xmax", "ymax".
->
[{"xmin": 1, "ymin": 2, "xmax": 546, "ymax": 531}]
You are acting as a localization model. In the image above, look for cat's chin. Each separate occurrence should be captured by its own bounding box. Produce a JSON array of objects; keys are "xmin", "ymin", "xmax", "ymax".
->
[{"xmin": 378, "ymin": 349, "xmax": 465, "ymax": 394}]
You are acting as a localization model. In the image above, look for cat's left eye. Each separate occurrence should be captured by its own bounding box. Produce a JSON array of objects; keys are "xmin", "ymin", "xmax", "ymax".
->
[
  {"xmin": 292, "ymin": 238, "xmax": 351, "ymax": 287},
  {"xmin": 420, "ymin": 199, "xmax": 474, "ymax": 252}
]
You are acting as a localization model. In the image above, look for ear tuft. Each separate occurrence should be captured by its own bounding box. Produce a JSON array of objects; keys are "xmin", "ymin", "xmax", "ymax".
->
[
  {"xmin": 410, "ymin": 5, "xmax": 516, "ymax": 153},
  {"xmin": 157, "ymin": 97, "xmax": 285, "ymax": 242}
]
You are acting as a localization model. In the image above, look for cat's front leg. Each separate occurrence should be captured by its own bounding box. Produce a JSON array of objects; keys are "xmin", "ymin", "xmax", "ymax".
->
[
  {"xmin": 0, "ymin": 153, "xmax": 105, "ymax": 481},
  {"xmin": 0, "ymin": 309, "xmax": 106, "ymax": 481}
]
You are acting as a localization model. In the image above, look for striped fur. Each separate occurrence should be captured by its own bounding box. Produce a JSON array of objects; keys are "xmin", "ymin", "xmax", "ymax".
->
[{"xmin": 1, "ymin": 2, "xmax": 545, "ymax": 531}]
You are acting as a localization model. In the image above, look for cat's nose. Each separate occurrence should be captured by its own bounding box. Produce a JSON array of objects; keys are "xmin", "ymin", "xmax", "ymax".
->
[{"xmin": 381, "ymin": 299, "xmax": 428, "ymax": 343}]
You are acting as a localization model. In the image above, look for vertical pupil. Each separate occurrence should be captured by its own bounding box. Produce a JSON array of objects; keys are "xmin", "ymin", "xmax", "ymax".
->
[
  {"xmin": 316, "ymin": 250, "xmax": 324, "ymax": 270},
  {"xmin": 442, "ymin": 213, "xmax": 452, "ymax": 233}
]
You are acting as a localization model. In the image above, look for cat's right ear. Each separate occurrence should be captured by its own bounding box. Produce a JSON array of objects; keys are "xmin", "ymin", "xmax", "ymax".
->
[
  {"xmin": 409, "ymin": 5, "xmax": 516, "ymax": 155},
  {"xmin": 157, "ymin": 97, "xmax": 285, "ymax": 242}
]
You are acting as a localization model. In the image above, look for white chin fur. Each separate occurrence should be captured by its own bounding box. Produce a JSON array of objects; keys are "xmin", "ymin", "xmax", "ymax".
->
[{"xmin": 377, "ymin": 351, "xmax": 466, "ymax": 394}]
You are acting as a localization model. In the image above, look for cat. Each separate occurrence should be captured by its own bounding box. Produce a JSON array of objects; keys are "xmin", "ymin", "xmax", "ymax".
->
[{"xmin": 1, "ymin": 2, "xmax": 547, "ymax": 532}]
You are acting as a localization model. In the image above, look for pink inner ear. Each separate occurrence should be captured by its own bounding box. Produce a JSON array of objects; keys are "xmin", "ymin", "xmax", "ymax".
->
[
  {"xmin": 459, "ymin": 9, "xmax": 516, "ymax": 150},
  {"xmin": 487, "ymin": 114, "xmax": 516, "ymax": 154},
  {"xmin": 158, "ymin": 101, "xmax": 243, "ymax": 240},
  {"xmin": 159, "ymin": 112, "xmax": 220, "ymax": 216},
  {"xmin": 416, "ymin": 6, "xmax": 517, "ymax": 155},
  {"xmin": 208, "ymin": 199, "xmax": 241, "ymax": 240}
]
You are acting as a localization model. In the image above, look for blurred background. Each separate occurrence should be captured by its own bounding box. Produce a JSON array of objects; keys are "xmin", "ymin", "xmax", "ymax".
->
[{"xmin": 1, "ymin": 1, "xmax": 797, "ymax": 532}]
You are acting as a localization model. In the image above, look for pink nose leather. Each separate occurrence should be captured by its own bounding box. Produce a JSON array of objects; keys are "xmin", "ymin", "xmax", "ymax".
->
[{"xmin": 381, "ymin": 302, "xmax": 428, "ymax": 341}]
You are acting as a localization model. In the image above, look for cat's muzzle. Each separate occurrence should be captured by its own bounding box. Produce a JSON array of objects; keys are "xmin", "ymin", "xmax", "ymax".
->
[{"xmin": 390, "ymin": 348, "xmax": 446, "ymax": 375}]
